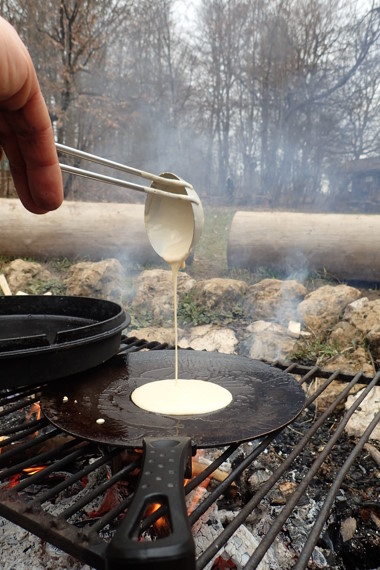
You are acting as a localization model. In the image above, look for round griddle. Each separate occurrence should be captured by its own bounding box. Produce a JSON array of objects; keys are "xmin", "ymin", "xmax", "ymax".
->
[
  {"xmin": 42, "ymin": 350, "xmax": 305, "ymax": 567},
  {"xmin": 41, "ymin": 350, "xmax": 305, "ymax": 448}
]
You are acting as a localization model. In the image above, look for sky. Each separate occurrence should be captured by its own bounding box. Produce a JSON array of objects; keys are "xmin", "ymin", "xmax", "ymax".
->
[{"xmin": 174, "ymin": 0, "xmax": 199, "ymax": 31}]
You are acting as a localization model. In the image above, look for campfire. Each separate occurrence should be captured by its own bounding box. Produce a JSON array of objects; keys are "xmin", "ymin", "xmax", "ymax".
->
[{"xmin": 0, "ymin": 336, "xmax": 379, "ymax": 570}]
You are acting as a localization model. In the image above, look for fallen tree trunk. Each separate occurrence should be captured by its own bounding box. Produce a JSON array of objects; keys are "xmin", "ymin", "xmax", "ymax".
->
[
  {"xmin": 0, "ymin": 199, "xmax": 161, "ymax": 264},
  {"xmin": 228, "ymin": 211, "xmax": 380, "ymax": 282}
]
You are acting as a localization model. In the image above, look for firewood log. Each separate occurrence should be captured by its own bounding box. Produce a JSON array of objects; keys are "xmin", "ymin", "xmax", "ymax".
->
[
  {"xmin": 228, "ymin": 211, "xmax": 380, "ymax": 282},
  {"xmin": 0, "ymin": 199, "xmax": 160, "ymax": 264}
]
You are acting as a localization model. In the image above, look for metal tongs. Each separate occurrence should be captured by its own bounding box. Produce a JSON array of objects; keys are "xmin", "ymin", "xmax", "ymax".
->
[{"xmin": 56, "ymin": 143, "xmax": 199, "ymax": 204}]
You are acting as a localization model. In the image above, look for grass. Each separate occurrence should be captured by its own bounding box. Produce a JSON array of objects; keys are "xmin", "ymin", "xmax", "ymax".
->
[
  {"xmin": 26, "ymin": 278, "xmax": 67, "ymax": 296},
  {"xmin": 188, "ymin": 207, "xmax": 235, "ymax": 279},
  {"xmin": 290, "ymin": 337, "xmax": 340, "ymax": 365},
  {"xmin": 0, "ymin": 256, "xmax": 72, "ymax": 296},
  {"xmin": 177, "ymin": 290, "xmax": 244, "ymax": 326}
]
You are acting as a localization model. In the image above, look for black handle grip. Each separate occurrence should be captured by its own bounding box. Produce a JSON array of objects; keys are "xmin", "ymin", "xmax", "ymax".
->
[{"xmin": 106, "ymin": 437, "xmax": 196, "ymax": 570}]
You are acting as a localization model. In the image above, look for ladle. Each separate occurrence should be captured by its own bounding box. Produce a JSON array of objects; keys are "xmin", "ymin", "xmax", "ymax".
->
[{"xmin": 144, "ymin": 172, "xmax": 204, "ymax": 265}]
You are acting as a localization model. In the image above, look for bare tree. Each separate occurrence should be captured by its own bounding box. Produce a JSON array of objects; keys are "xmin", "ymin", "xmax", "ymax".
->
[
  {"xmin": 105, "ymin": 0, "xmax": 202, "ymax": 192},
  {"xmin": 3, "ymin": 0, "xmax": 378, "ymax": 208},
  {"xmin": 3, "ymin": 0, "xmax": 131, "ymax": 196},
  {"xmin": 192, "ymin": 0, "xmax": 251, "ymax": 199}
]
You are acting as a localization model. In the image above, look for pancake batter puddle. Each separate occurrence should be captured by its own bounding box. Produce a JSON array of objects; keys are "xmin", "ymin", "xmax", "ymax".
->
[{"xmin": 131, "ymin": 378, "xmax": 233, "ymax": 415}]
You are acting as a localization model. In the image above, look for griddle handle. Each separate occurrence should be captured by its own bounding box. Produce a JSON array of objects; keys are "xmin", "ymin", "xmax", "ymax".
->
[{"xmin": 106, "ymin": 436, "xmax": 196, "ymax": 570}]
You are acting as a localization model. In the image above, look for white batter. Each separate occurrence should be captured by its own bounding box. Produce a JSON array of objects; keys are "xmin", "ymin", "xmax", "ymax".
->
[
  {"xmin": 131, "ymin": 378, "xmax": 232, "ymax": 415},
  {"xmin": 133, "ymin": 189, "xmax": 233, "ymax": 415}
]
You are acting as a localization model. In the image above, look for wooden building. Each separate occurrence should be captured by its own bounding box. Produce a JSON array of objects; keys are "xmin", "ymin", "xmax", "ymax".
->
[{"xmin": 341, "ymin": 156, "xmax": 380, "ymax": 212}]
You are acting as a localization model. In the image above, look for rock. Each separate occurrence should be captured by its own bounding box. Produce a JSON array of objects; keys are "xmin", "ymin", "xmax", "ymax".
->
[
  {"xmin": 288, "ymin": 320, "xmax": 302, "ymax": 338},
  {"xmin": 179, "ymin": 324, "xmax": 238, "ymax": 354},
  {"xmin": 65, "ymin": 259, "xmax": 126, "ymax": 302},
  {"xmin": 345, "ymin": 386, "xmax": 380, "ymax": 441},
  {"xmin": 343, "ymin": 298, "xmax": 380, "ymax": 334},
  {"xmin": 3, "ymin": 259, "xmax": 53, "ymax": 293},
  {"xmin": 126, "ymin": 326, "xmax": 181, "ymax": 345},
  {"xmin": 328, "ymin": 297, "xmax": 380, "ymax": 371},
  {"xmin": 241, "ymin": 320, "xmax": 299, "ymax": 361},
  {"xmin": 340, "ymin": 517, "xmax": 357, "ymax": 542},
  {"xmin": 323, "ymin": 347, "xmax": 373, "ymax": 377},
  {"xmin": 307, "ymin": 376, "xmax": 368, "ymax": 413},
  {"xmin": 244, "ymin": 279, "xmax": 307, "ymax": 324},
  {"xmin": 297, "ymin": 285, "xmax": 361, "ymax": 335},
  {"xmin": 366, "ymin": 324, "xmax": 380, "ymax": 362},
  {"xmin": 131, "ymin": 269, "xmax": 195, "ymax": 322},
  {"xmin": 329, "ymin": 320, "xmax": 361, "ymax": 347},
  {"xmin": 343, "ymin": 297, "xmax": 369, "ymax": 320},
  {"xmin": 329, "ymin": 298, "xmax": 380, "ymax": 366},
  {"xmin": 190, "ymin": 278, "xmax": 248, "ymax": 312},
  {"xmin": 338, "ymin": 298, "xmax": 380, "ymax": 369},
  {"xmin": 248, "ymin": 468, "xmax": 273, "ymax": 490}
]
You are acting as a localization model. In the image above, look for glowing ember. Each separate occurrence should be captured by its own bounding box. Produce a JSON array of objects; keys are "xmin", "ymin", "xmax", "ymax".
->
[
  {"xmin": 26, "ymin": 402, "xmax": 41, "ymax": 422},
  {"xmin": 23, "ymin": 466, "xmax": 46, "ymax": 476},
  {"xmin": 143, "ymin": 502, "xmax": 170, "ymax": 536}
]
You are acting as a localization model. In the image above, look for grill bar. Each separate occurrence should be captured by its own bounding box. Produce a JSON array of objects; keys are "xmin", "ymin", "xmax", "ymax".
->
[
  {"xmin": 0, "ymin": 432, "xmax": 82, "ymax": 479},
  {"xmin": 62, "ymin": 457, "xmax": 142, "ymax": 520},
  {"xmin": 294, "ymin": 409, "xmax": 380, "ymax": 570},
  {"xmin": 197, "ymin": 377, "xmax": 344, "ymax": 566},
  {"xmin": 0, "ymin": 417, "xmax": 49, "ymax": 439},
  {"xmin": 245, "ymin": 373, "xmax": 380, "ymax": 569},
  {"xmin": 15, "ymin": 444, "xmax": 95, "ymax": 494},
  {"xmin": 186, "ymin": 443, "xmax": 240, "ymax": 495},
  {"xmin": 0, "ymin": 339, "xmax": 378, "ymax": 570},
  {"xmin": 196, "ymin": 369, "xmax": 380, "ymax": 569},
  {"xmin": 89, "ymin": 494, "xmax": 133, "ymax": 535},
  {"xmin": 0, "ymin": 394, "xmax": 41, "ymax": 417},
  {"xmin": 189, "ymin": 435, "xmax": 279, "ymax": 527},
  {"xmin": 0, "ymin": 427, "xmax": 62, "ymax": 471}
]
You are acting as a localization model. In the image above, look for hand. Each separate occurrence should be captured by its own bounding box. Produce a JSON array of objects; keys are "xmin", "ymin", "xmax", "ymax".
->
[{"xmin": 0, "ymin": 17, "xmax": 63, "ymax": 214}]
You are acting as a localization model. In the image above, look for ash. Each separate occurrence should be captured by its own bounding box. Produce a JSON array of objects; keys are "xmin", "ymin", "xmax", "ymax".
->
[
  {"xmin": 0, "ymin": 517, "xmax": 92, "ymax": 570},
  {"xmin": 191, "ymin": 405, "xmax": 380, "ymax": 569}
]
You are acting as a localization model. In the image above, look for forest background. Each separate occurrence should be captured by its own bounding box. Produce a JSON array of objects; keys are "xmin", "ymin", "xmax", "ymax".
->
[{"xmin": 0, "ymin": 0, "xmax": 379, "ymax": 211}]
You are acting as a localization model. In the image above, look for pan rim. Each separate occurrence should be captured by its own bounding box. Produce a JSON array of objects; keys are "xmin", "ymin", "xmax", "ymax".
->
[{"xmin": 0, "ymin": 295, "xmax": 129, "ymax": 358}]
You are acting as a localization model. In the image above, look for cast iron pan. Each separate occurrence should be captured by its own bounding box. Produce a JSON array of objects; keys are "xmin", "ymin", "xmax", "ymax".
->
[
  {"xmin": 0, "ymin": 295, "xmax": 129, "ymax": 388},
  {"xmin": 41, "ymin": 350, "xmax": 305, "ymax": 569}
]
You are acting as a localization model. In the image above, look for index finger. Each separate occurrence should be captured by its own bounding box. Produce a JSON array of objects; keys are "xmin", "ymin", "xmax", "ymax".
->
[
  {"xmin": 2, "ymin": 86, "xmax": 63, "ymax": 213},
  {"xmin": 0, "ymin": 17, "xmax": 63, "ymax": 213}
]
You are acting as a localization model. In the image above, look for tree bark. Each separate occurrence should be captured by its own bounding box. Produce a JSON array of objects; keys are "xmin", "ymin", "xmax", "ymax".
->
[
  {"xmin": 0, "ymin": 199, "xmax": 160, "ymax": 264},
  {"xmin": 228, "ymin": 210, "xmax": 380, "ymax": 282}
]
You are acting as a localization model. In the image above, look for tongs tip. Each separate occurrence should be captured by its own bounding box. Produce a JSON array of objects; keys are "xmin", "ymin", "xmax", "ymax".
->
[{"xmin": 56, "ymin": 143, "xmax": 198, "ymax": 203}]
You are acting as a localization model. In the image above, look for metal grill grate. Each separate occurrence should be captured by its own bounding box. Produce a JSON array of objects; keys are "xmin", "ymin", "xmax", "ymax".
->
[{"xmin": 0, "ymin": 338, "xmax": 379, "ymax": 569}]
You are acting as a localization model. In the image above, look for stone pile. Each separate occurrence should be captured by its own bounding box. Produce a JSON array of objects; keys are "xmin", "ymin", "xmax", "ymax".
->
[
  {"xmin": 124, "ymin": 268, "xmax": 379, "ymax": 380},
  {"xmin": 3, "ymin": 257, "xmax": 380, "ymax": 373},
  {"xmin": 2, "ymin": 257, "xmax": 380, "ymax": 440}
]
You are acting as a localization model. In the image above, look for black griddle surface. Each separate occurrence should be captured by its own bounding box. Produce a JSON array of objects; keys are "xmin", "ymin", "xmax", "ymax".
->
[{"xmin": 41, "ymin": 350, "xmax": 305, "ymax": 448}]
